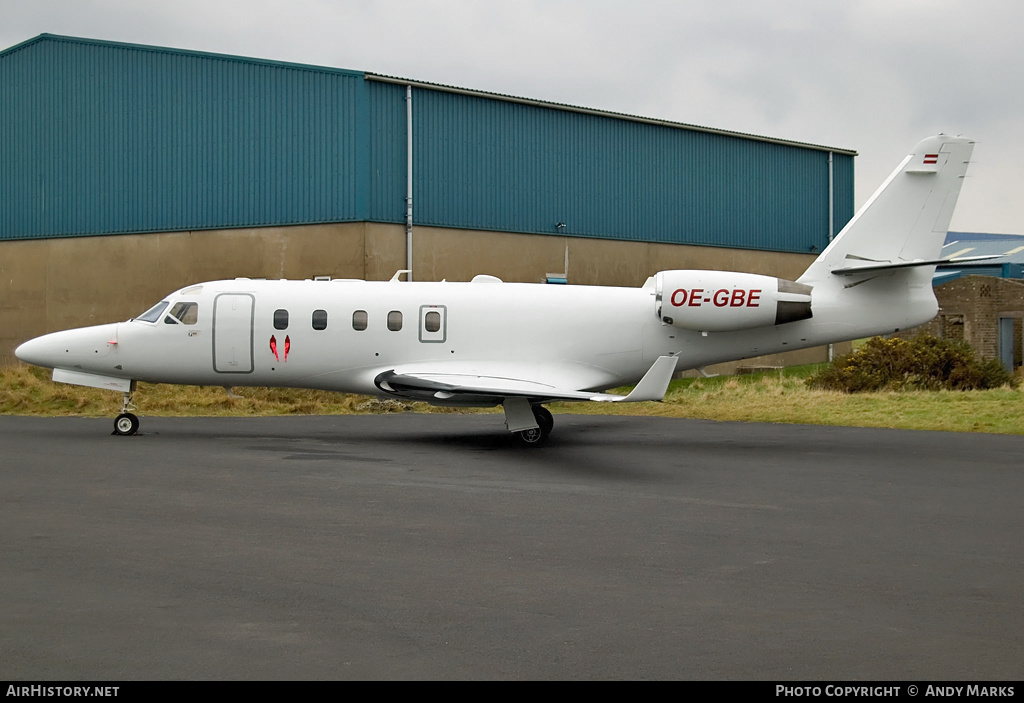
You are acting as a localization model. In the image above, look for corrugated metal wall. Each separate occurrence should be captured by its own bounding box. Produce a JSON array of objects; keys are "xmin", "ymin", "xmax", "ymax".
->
[
  {"xmin": 367, "ymin": 80, "xmax": 406, "ymax": 223},
  {"xmin": 0, "ymin": 34, "xmax": 854, "ymax": 253},
  {"xmin": 0, "ymin": 35, "xmax": 366, "ymax": 239},
  {"xmin": 406, "ymin": 86, "xmax": 852, "ymax": 251}
]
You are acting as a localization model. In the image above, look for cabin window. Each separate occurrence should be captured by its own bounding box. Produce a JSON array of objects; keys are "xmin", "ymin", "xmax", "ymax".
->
[
  {"xmin": 136, "ymin": 301, "xmax": 169, "ymax": 323},
  {"xmin": 424, "ymin": 310, "xmax": 441, "ymax": 333},
  {"xmin": 387, "ymin": 311, "xmax": 403, "ymax": 331},
  {"xmin": 274, "ymin": 309, "xmax": 289, "ymax": 330},
  {"xmin": 312, "ymin": 309, "xmax": 328, "ymax": 330},
  {"xmin": 352, "ymin": 310, "xmax": 368, "ymax": 331},
  {"xmin": 166, "ymin": 302, "xmax": 199, "ymax": 325}
]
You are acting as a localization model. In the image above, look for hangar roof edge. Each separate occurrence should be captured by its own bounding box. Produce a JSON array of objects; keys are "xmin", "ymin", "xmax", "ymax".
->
[
  {"xmin": 366, "ymin": 72, "xmax": 858, "ymax": 156},
  {"xmin": 0, "ymin": 33, "xmax": 365, "ymax": 79},
  {"xmin": 1, "ymin": 33, "xmax": 856, "ymax": 157}
]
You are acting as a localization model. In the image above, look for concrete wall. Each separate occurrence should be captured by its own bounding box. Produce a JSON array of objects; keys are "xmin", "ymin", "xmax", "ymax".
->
[
  {"xmin": 410, "ymin": 226, "xmax": 815, "ymax": 287},
  {"xmin": 1, "ymin": 223, "xmax": 836, "ymax": 371}
]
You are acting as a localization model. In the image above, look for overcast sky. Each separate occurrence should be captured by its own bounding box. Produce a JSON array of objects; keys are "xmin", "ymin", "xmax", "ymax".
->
[{"xmin": 3, "ymin": 0, "xmax": 1022, "ymax": 234}]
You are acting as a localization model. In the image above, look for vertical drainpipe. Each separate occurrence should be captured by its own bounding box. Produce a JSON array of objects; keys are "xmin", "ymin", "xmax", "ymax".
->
[
  {"xmin": 405, "ymin": 85, "xmax": 414, "ymax": 281},
  {"xmin": 828, "ymin": 151, "xmax": 834, "ymax": 244},
  {"xmin": 827, "ymin": 151, "xmax": 835, "ymax": 363}
]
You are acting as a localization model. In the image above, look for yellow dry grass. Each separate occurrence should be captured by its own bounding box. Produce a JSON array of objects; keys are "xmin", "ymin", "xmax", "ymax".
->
[{"xmin": 4, "ymin": 363, "xmax": 1023, "ymax": 434}]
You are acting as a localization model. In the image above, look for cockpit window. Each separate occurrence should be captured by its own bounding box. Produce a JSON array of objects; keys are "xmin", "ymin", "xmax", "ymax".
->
[
  {"xmin": 136, "ymin": 301, "xmax": 169, "ymax": 323},
  {"xmin": 166, "ymin": 302, "xmax": 199, "ymax": 325}
]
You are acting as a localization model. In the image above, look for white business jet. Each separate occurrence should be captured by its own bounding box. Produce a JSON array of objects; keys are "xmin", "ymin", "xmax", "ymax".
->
[{"xmin": 16, "ymin": 135, "xmax": 986, "ymax": 444}]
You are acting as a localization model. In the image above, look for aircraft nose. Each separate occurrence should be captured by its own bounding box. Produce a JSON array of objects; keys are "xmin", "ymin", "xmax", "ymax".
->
[
  {"xmin": 15, "ymin": 324, "xmax": 119, "ymax": 369},
  {"xmin": 15, "ymin": 332, "xmax": 75, "ymax": 369}
]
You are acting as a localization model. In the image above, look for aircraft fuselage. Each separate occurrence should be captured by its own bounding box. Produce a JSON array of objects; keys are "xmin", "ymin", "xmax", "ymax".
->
[{"xmin": 17, "ymin": 267, "xmax": 936, "ymax": 401}]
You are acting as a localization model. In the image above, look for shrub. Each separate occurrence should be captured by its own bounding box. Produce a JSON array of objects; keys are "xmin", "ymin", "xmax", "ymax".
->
[{"xmin": 806, "ymin": 334, "xmax": 1018, "ymax": 392}]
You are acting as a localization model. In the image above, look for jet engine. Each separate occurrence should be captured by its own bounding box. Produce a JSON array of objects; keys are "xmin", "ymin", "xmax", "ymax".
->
[{"xmin": 654, "ymin": 270, "xmax": 812, "ymax": 332}]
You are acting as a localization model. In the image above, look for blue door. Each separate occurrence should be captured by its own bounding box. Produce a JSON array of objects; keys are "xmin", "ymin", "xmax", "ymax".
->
[{"xmin": 998, "ymin": 317, "xmax": 1014, "ymax": 373}]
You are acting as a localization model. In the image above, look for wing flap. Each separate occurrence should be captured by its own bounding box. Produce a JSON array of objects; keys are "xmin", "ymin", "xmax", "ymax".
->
[
  {"xmin": 376, "ymin": 369, "xmax": 602, "ymax": 402},
  {"xmin": 375, "ymin": 356, "xmax": 679, "ymax": 404}
]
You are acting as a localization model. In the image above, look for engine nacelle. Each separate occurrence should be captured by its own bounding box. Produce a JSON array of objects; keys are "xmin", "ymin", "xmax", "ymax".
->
[{"xmin": 654, "ymin": 270, "xmax": 812, "ymax": 332}]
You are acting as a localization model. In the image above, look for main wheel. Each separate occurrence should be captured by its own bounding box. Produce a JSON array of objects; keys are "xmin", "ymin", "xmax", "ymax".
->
[
  {"xmin": 515, "ymin": 426, "xmax": 547, "ymax": 447},
  {"xmin": 514, "ymin": 406, "xmax": 554, "ymax": 447},
  {"xmin": 113, "ymin": 412, "xmax": 140, "ymax": 436},
  {"xmin": 533, "ymin": 405, "xmax": 554, "ymax": 436}
]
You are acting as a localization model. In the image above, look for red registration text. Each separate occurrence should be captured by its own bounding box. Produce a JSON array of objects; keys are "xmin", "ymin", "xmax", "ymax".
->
[{"xmin": 669, "ymin": 288, "xmax": 762, "ymax": 308}]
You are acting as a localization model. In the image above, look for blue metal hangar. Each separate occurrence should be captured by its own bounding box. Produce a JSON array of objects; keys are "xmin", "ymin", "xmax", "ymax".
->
[{"xmin": 0, "ymin": 33, "xmax": 856, "ymax": 366}]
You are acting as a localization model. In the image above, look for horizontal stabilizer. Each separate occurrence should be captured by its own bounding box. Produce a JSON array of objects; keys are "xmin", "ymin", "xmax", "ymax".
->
[{"xmin": 831, "ymin": 255, "xmax": 1002, "ymax": 275}]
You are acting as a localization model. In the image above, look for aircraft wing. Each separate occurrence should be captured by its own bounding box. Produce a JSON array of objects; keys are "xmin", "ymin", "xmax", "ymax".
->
[{"xmin": 374, "ymin": 355, "xmax": 678, "ymax": 404}]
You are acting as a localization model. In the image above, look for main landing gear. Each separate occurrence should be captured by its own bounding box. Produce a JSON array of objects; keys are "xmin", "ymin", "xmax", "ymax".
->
[
  {"xmin": 514, "ymin": 405, "xmax": 554, "ymax": 447},
  {"xmin": 112, "ymin": 386, "xmax": 140, "ymax": 436}
]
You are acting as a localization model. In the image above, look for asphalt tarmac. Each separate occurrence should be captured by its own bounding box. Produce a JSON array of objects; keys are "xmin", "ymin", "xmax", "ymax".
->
[{"xmin": 1, "ymin": 413, "xmax": 1022, "ymax": 680}]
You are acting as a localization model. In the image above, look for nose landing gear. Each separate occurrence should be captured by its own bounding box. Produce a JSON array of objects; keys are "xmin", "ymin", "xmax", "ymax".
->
[{"xmin": 112, "ymin": 385, "xmax": 140, "ymax": 436}]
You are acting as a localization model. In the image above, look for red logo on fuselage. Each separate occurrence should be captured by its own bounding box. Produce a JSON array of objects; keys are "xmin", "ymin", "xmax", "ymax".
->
[{"xmin": 669, "ymin": 288, "xmax": 761, "ymax": 308}]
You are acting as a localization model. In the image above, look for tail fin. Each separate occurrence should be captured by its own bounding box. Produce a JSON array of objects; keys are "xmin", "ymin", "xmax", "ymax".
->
[{"xmin": 799, "ymin": 135, "xmax": 974, "ymax": 284}]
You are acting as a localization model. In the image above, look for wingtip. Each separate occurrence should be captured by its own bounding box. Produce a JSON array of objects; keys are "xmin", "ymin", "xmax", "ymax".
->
[{"xmin": 592, "ymin": 355, "xmax": 679, "ymax": 403}]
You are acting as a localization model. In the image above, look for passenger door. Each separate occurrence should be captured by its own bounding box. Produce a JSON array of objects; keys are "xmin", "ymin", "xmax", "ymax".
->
[{"xmin": 213, "ymin": 293, "xmax": 255, "ymax": 373}]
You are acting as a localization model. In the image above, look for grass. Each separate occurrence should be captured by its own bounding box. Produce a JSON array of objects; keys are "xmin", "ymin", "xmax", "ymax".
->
[
  {"xmin": 3, "ymin": 363, "xmax": 1024, "ymax": 434},
  {"xmin": 552, "ymin": 367, "xmax": 1024, "ymax": 434},
  {"xmin": 0, "ymin": 364, "xmax": 492, "ymax": 419}
]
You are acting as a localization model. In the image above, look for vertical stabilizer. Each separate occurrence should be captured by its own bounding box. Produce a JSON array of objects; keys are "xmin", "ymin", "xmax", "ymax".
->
[{"xmin": 799, "ymin": 135, "xmax": 974, "ymax": 284}]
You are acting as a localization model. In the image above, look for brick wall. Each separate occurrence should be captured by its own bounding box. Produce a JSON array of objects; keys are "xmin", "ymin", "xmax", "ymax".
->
[{"xmin": 901, "ymin": 275, "xmax": 1024, "ymax": 367}]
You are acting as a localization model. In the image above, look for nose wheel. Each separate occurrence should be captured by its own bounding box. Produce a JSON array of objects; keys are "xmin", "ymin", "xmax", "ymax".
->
[{"xmin": 114, "ymin": 412, "xmax": 140, "ymax": 436}]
